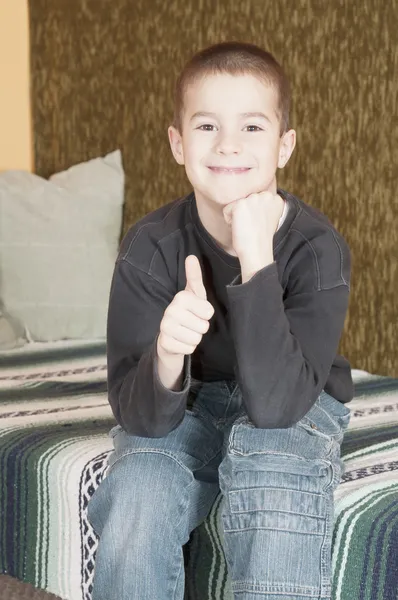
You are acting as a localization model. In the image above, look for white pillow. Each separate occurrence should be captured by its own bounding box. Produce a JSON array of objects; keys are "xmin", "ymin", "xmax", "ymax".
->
[
  {"xmin": 0, "ymin": 150, "xmax": 124, "ymax": 342},
  {"xmin": 0, "ymin": 311, "xmax": 26, "ymax": 350}
]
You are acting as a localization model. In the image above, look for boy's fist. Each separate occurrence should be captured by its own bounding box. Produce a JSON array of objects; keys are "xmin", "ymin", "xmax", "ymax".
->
[{"xmin": 157, "ymin": 255, "xmax": 214, "ymax": 359}]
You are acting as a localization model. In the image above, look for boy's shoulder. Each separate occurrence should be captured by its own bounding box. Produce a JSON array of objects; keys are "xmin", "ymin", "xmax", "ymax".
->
[
  {"xmin": 281, "ymin": 189, "xmax": 350, "ymax": 290},
  {"xmin": 282, "ymin": 189, "xmax": 346, "ymax": 240},
  {"xmin": 117, "ymin": 193, "xmax": 194, "ymax": 271}
]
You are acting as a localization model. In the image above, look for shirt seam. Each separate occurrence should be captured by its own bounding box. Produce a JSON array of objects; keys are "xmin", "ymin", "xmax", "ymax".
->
[
  {"xmin": 274, "ymin": 202, "xmax": 303, "ymax": 254},
  {"xmin": 299, "ymin": 206, "xmax": 350, "ymax": 286},
  {"xmin": 121, "ymin": 196, "xmax": 190, "ymax": 262},
  {"xmin": 290, "ymin": 228, "xmax": 322, "ymax": 290},
  {"xmin": 290, "ymin": 229, "xmax": 349, "ymax": 291},
  {"xmin": 118, "ymin": 257, "xmax": 174, "ymax": 294},
  {"xmin": 148, "ymin": 228, "xmax": 183, "ymax": 276},
  {"xmin": 330, "ymin": 228, "xmax": 349, "ymax": 287}
]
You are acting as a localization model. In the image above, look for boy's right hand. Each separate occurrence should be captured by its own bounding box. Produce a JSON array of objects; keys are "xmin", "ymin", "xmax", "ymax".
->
[{"xmin": 157, "ymin": 255, "xmax": 215, "ymax": 360}]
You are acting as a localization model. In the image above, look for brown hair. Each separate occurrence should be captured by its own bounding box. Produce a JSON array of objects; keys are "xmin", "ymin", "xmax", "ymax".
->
[{"xmin": 172, "ymin": 41, "xmax": 291, "ymax": 136}]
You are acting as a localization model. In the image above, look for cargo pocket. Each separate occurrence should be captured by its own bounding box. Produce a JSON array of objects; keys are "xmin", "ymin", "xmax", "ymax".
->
[{"xmin": 218, "ymin": 413, "xmax": 336, "ymax": 598}]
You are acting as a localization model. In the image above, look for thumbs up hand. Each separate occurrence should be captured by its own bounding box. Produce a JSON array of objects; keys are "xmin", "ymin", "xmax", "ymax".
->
[
  {"xmin": 157, "ymin": 255, "xmax": 215, "ymax": 359},
  {"xmin": 184, "ymin": 255, "xmax": 207, "ymax": 300}
]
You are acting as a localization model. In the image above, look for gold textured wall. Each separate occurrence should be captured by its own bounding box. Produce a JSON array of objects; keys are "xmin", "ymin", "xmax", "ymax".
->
[
  {"xmin": 28, "ymin": 0, "xmax": 398, "ymax": 377},
  {"xmin": 0, "ymin": 0, "xmax": 32, "ymax": 171}
]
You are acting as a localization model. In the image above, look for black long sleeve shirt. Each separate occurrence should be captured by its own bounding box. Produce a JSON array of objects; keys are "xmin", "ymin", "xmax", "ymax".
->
[{"xmin": 107, "ymin": 188, "xmax": 354, "ymax": 437}]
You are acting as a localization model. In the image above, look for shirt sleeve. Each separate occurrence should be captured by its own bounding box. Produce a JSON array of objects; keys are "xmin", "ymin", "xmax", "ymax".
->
[
  {"xmin": 225, "ymin": 240, "xmax": 351, "ymax": 429},
  {"xmin": 107, "ymin": 258, "xmax": 191, "ymax": 437}
]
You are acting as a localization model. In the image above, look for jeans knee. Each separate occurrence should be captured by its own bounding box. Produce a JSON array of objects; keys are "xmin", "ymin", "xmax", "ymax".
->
[
  {"xmin": 88, "ymin": 449, "xmax": 193, "ymax": 541},
  {"xmin": 87, "ymin": 475, "xmax": 110, "ymax": 537}
]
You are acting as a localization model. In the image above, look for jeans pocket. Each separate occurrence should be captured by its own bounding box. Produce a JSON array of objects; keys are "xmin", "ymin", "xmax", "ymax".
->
[
  {"xmin": 228, "ymin": 486, "xmax": 327, "ymax": 535},
  {"xmin": 220, "ymin": 438, "xmax": 335, "ymax": 598}
]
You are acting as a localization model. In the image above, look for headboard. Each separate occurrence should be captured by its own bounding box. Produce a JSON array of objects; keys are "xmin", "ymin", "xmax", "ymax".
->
[{"xmin": 28, "ymin": 0, "xmax": 398, "ymax": 377}]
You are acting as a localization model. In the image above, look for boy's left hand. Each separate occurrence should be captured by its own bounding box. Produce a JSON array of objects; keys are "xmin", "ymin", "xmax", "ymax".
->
[{"xmin": 222, "ymin": 191, "xmax": 285, "ymax": 265}]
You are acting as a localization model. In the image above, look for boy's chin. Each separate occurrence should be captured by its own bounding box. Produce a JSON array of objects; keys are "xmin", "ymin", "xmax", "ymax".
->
[
  {"xmin": 209, "ymin": 182, "xmax": 250, "ymax": 202},
  {"xmin": 211, "ymin": 188, "xmax": 255, "ymax": 206},
  {"xmin": 195, "ymin": 188, "xmax": 239, "ymax": 207},
  {"xmin": 196, "ymin": 182, "xmax": 269, "ymax": 207}
]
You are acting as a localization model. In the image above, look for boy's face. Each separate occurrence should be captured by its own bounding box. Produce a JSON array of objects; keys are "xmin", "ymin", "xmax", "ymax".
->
[{"xmin": 168, "ymin": 73, "xmax": 296, "ymax": 209}]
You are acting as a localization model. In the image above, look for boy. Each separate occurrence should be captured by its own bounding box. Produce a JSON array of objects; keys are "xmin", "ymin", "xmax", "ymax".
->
[{"xmin": 88, "ymin": 41, "xmax": 353, "ymax": 600}]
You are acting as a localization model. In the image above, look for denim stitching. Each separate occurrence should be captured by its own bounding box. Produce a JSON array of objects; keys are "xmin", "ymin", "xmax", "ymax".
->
[
  {"xmin": 217, "ymin": 384, "xmax": 237, "ymax": 421},
  {"xmin": 224, "ymin": 525, "xmax": 324, "ymax": 536},
  {"xmin": 230, "ymin": 485, "xmax": 324, "ymax": 498},
  {"xmin": 319, "ymin": 468, "xmax": 335, "ymax": 594},
  {"xmin": 230, "ymin": 507, "xmax": 326, "ymax": 519},
  {"xmin": 174, "ymin": 454, "xmax": 222, "ymax": 528},
  {"xmin": 232, "ymin": 580, "xmax": 323, "ymax": 595},
  {"xmin": 171, "ymin": 552, "xmax": 185, "ymax": 600},
  {"xmin": 108, "ymin": 448, "xmax": 196, "ymax": 479}
]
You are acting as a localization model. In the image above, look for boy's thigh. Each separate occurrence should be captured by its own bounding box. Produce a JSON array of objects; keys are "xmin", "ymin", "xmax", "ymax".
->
[
  {"xmin": 221, "ymin": 390, "xmax": 351, "ymax": 492},
  {"xmin": 218, "ymin": 391, "xmax": 349, "ymax": 598},
  {"xmin": 108, "ymin": 406, "xmax": 224, "ymax": 481},
  {"xmin": 88, "ymin": 409, "xmax": 224, "ymax": 537}
]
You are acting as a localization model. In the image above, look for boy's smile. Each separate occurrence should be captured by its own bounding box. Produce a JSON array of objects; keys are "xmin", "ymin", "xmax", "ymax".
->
[
  {"xmin": 208, "ymin": 167, "xmax": 252, "ymax": 174},
  {"xmin": 168, "ymin": 73, "xmax": 295, "ymax": 253}
]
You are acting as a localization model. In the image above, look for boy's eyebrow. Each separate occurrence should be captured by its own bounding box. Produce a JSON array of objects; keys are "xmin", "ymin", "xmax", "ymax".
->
[{"xmin": 190, "ymin": 111, "xmax": 272, "ymax": 123}]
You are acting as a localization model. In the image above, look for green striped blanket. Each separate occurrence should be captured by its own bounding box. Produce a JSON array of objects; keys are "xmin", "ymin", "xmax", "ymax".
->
[{"xmin": 0, "ymin": 340, "xmax": 397, "ymax": 600}]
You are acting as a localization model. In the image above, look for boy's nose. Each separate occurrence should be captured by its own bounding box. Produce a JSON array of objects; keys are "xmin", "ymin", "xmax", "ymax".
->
[{"xmin": 215, "ymin": 134, "xmax": 242, "ymax": 155}]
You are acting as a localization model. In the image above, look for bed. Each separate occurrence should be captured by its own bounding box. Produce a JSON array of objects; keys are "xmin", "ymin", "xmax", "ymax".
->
[{"xmin": 0, "ymin": 339, "xmax": 397, "ymax": 600}]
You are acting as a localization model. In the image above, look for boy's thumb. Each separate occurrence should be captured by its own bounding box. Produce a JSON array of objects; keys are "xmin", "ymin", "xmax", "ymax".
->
[{"xmin": 185, "ymin": 255, "xmax": 207, "ymax": 300}]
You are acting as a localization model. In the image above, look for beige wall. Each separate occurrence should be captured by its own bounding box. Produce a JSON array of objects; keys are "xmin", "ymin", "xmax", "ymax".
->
[{"xmin": 0, "ymin": 0, "xmax": 32, "ymax": 171}]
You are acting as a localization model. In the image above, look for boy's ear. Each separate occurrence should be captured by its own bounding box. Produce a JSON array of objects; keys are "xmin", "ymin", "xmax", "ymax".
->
[
  {"xmin": 168, "ymin": 126, "xmax": 185, "ymax": 165},
  {"xmin": 278, "ymin": 129, "xmax": 296, "ymax": 169}
]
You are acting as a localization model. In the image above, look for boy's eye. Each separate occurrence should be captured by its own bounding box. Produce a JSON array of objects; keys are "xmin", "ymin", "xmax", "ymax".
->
[
  {"xmin": 197, "ymin": 124, "xmax": 216, "ymax": 131},
  {"xmin": 244, "ymin": 125, "xmax": 263, "ymax": 132},
  {"xmin": 196, "ymin": 124, "xmax": 263, "ymax": 132}
]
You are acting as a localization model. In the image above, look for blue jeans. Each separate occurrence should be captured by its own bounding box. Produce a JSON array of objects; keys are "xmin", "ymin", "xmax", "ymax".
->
[{"xmin": 88, "ymin": 380, "xmax": 351, "ymax": 600}]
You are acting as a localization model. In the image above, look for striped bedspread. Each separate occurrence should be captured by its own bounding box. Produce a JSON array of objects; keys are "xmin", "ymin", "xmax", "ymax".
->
[{"xmin": 0, "ymin": 340, "xmax": 397, "ymax": 600}]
